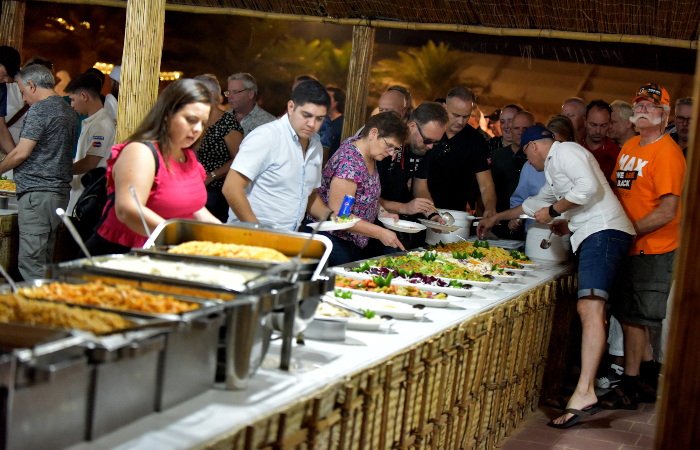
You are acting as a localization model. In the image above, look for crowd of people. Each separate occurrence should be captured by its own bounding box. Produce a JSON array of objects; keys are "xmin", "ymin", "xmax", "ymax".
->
[{"xmin": 0, "ymin": 44, "xmax": 691, "ymax": 430}]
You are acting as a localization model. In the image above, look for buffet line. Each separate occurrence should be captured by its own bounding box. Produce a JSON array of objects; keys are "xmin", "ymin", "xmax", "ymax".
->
[{"xmin": 0, "ymin": 219, "xmax": 573, "ymax": 450}]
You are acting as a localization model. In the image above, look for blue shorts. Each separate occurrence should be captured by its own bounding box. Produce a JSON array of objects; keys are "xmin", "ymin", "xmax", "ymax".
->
[{"xmin": 575, "ymin": 229, "xmax": 634, "ymax": 300}]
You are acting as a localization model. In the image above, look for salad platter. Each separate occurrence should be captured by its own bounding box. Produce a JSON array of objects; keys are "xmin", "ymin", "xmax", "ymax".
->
[{"xmin": 333, "ymin": 276, "xmax": 464, "ymax": 307}]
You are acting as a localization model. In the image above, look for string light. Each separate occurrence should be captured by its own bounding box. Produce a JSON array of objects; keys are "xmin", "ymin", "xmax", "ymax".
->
[{"xmin": 93, "ymin": 63, "xmax": 182, "ymax": 82}]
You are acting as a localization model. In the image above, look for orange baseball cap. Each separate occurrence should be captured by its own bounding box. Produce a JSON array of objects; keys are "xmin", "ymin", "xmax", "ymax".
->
[{"xmin": 632, "ymin": 84, "xmax": 670, "ymax": 107}]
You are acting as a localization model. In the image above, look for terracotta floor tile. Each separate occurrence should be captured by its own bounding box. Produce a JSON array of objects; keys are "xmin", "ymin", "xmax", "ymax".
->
[
  {"xmin": 575, "ymin": 427, "xmax": 640, "ymax": 445},
  {"xmin": 510, "ymin": 426, "xmax": 564, "ymax": 445},
  {"xmin": 629, "ymin": 422, "xmax": 656, "ymax": 437},
  {"xmin": 633, "ymin": 434, "xmax": 654, "ymax": 449},
  {"xmin": 581, "ymin": 416, "xmax": 635, "ymax": 432},
  {"xmin": 500, "ymin": 439, "xmax": 561, "ymax": 450},
  {"xmin": 647, "ymin": 414, "xmax": 657, "ymax": 426},
  {"xmin": 604, "ymin": 409, "xmax": 654, "ymax": 424},
  {"xmin": 639, "ymin": 403, "xmax": 657, "ymax": 415},
  {"xmin": 552, "ymin": 435, "xmax": 624, "ymax": 450}
]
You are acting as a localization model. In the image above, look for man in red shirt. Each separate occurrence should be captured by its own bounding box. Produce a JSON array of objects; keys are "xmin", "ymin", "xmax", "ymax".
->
[{"xmin": 581, "ymin": 100, "xmax": 621, "ymax": 181}]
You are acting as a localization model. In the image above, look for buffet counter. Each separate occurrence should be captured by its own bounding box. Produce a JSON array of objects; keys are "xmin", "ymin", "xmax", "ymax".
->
[{"xmin": 67, "ymin": 258, "xmax": 576, "ymax": 450}]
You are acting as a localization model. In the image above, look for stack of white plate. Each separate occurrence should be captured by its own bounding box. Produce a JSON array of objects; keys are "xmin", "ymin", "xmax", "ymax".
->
[{"xmin": 425, "ymin": 209, "xmax": 474, "ymax": 245}]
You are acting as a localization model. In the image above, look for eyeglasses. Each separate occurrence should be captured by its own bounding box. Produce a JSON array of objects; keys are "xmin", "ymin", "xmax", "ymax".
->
[
  {"xmin": 633, "ymin": 104, "xmax": 662, "ymax": 113},
  {"xmin": 415, "ymin": 123, "xmax": 439, "ymax": 145},
  {"xmin": 223, "ymin": 88, "xmax": 249, "ymax": 96},
  {"xmin": 382, "ymin": 137, "xmax": 402, "ymax": 153},
  {"xmin": 675, "ymin": 115, "xmax": 691, "ymax": 125}
]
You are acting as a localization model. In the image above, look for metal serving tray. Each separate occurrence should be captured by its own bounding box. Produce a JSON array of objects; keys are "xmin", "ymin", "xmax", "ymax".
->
[
  {"xmin": 142, "ymin": 219, "xmax": 333, "ymax": 280},
  {"xmin": 0, "ymin": 323, "xmax": 90, "ymax": 450}
]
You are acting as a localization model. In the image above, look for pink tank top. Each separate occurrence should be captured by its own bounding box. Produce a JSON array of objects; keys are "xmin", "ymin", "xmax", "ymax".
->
[{"xmin": 97, "ymin": 142, "xmax": 207, "ymax": 248}]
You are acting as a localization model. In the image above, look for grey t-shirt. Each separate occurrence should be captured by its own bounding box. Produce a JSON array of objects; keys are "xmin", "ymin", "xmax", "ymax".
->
[{"xmin": 16, "ymin": 95, "xmax": 78, "ymax": 197}]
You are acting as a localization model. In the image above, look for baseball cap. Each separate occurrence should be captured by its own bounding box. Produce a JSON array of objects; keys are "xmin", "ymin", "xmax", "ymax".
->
[
  {"xmin": 486, "ymin": 109, "xmax": 501, "ymax": 121},
  {"xmin": 632, "ymin": 83, "xmax": 669, "ymax": 107},
  {"xmin": 109, "ymin": 65, "xmax": 121, "ymax": 83},
  {"xmin": 515, "ymin": 125, "xmax": 555, "ymax": 158}
]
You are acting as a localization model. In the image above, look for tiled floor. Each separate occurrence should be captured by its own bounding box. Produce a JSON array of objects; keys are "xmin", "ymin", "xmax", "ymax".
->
[{"xmin": 499, "ymin": 403, "xmax": 657, "ymax": 449}]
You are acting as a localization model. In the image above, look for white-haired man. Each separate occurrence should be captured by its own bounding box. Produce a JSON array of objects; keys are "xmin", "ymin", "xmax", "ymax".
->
[
  {"xmin": 225, "ymin": 73, "xmax": 275, "ymax": 136},
  {"xmin": 608, "ymin": 100, "xmax": 638, "ymax": 147},
  {"xmin": 0, "ymin": 65, "xmax": 78, "ymax": 280}
]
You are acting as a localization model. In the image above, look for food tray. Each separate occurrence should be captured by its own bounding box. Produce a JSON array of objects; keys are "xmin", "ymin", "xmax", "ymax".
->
[
  {"xmin": 142, "ymin": 219, "xmax": 333, "ymax": 280},
  {"xmin": 0, "ymin": 189, "xmax": 16, "ymax": 197}
]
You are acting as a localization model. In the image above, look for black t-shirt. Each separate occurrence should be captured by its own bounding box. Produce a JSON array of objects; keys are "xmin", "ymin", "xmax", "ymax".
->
[
  {"xmin": 377, "ymin": 145, "xmax": 427, "ymax": 204},
  {"xmin": 420, "ymin": 125, "xmax": 491, "ymax": 211},
  {"xmin": 490, "ymin": 145, "xmax": 526, "ymax": 213}
]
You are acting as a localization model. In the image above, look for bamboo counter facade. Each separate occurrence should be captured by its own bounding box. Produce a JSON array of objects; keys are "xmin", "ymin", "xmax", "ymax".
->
[{"xmin": 66, "ymin": 260, "xmax": 575, "ymax": 450}]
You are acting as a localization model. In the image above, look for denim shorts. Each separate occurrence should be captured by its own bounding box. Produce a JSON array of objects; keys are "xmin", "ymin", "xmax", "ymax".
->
[{"xmin": 575, "ymin": 229, "xmax": 634, "ymax": 300}]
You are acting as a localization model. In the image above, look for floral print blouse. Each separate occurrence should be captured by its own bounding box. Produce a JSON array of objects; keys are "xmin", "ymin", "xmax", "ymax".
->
[{"xmin": 310, "ymin": 136, "xmax": 381, "ymax": 248}]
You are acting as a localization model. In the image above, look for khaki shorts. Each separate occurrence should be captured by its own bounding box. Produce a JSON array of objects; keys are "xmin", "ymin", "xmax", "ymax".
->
[{"xmin": 610, "ymin": 251, "xmax": 675, "ymax": 328}]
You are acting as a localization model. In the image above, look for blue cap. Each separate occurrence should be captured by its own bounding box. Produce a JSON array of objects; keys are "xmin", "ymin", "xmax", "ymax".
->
[{"xmin": 516, "ymin": 125, "xmax": 555, "ymax": 158}]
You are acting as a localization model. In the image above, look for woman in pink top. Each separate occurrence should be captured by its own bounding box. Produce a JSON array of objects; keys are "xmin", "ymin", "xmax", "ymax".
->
[{"xmin": 85, "ymin": 79, "xmax": 220, "ymax": 255}]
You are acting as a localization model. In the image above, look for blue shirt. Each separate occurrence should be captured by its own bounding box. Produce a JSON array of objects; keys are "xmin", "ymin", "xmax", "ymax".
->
[
  {"xmin": 509, "ymin": 161, "xmax": 546, "ymax": 232},
  {"xmin": 228, "ymin": 114, "xmax": 323, "ymax": 231}
]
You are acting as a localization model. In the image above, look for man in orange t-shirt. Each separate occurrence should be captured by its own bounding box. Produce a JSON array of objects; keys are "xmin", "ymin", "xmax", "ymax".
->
[{"xmin": 603, "ymin": 84, "xmax": 686, "ymax": 411}]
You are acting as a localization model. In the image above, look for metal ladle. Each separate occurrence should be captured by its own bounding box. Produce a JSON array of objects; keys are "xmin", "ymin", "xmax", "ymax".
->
[
  {"xmin": 0, "ymin": 263, "xmax": 18, "ymax": 294},
  {"xmin": 55, "ymin": 208, "xmax": 95, "ymax": 265},
  {"xmin": 430, "ymin": 205, "xmax": 454, "ymax": 225},
  {"xmin": 540, "ymin": 231, "xmax": 554, "ymax": 249},
  {"xmin": 128, "ymin": 185, "xmax": 151, "ymax": 239}
]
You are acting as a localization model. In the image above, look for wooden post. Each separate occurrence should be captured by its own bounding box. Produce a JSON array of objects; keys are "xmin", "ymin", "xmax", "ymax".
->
[
  {"xmin": 341, "ymin": 25, "xmax": 375, "ymax": 141},
  {"xmin": 0, "ymin": 0, "xmax": 26, "ymax": 52},
  {"xmin": 116, "ymin": 0, "xmax": 166, "ymax": 142},
  {"xmin": 654, "ymin": 47, "xmax": 700, "ymax": 448}
]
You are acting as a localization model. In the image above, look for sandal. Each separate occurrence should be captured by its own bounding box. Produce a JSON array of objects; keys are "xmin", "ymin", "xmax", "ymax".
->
[
  {"xmin": 600, "ymin": 386, "xmax": 638, "ymax": 410},
  {"xmin": 547, "ymin": 402, "xmax": 602, "ymax": 429}
]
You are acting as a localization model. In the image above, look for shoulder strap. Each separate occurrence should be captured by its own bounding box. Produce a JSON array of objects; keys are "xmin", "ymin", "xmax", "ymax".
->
[
  {"xmin": 7, "ymin": 104, "xmax": 29, "ymax": 127},
  {"xmin": 138, "ymin": 141, "xmax": 160, "ymax": 175}
]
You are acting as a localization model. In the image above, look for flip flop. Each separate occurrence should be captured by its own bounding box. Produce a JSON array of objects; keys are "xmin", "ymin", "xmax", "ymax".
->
[
  {"xmin": 600, "ymin": 387, "xmax": 639, "ymax": 410},
  {"xmin": 547, "ymin": 402, "xmax": 602, "ymax": 429}
]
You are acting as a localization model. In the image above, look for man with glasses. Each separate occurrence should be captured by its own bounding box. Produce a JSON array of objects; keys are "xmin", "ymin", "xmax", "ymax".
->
[
  {"xmin": 670, "ymin": 97, "xmax": 692, "ymax": 156},
  {"xmin": 601, "ymin": 84, "xmax": 686, "ymax": 411},
  {"xmin": 375, "ymin": 102, "xmax": 448, "ymax": 251},
  {"xmin": 476, "ymin": 124, "xmax": 635, "ymax": 428},
  {"xmin": 415, "ymin": 87, "xmax": 496, "ymax": 217},
  {"xmin": 225, "ymin": 73, "xmax": 275, "ymax": 136}
]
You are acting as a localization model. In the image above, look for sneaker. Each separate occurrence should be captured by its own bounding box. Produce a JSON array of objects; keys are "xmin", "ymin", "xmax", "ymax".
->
[{"xmin": 595, "ymin": 364, "xmax": 624, "ymax": 389}]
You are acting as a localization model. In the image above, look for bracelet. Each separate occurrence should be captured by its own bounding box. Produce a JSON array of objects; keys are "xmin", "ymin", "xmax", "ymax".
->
[{"xmin": 427, "ymin": 212, "xmax": 439, "ymax": 220}]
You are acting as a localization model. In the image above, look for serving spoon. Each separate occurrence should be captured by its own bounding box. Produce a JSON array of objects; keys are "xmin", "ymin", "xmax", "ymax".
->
[
  {"xmin": 0, "ymin": 263, "xmax": 18, "ymax": 294},
  {"xmin": 540, "ymin": 231, "xmax": 554, "ymax": 249},
  {"xmin": 429, "ymin": 205, "xmax": 455, "ymax": 225},
  {"xmin": 55, "ymin": 208, "xmax": 95, "ymax": 265}
]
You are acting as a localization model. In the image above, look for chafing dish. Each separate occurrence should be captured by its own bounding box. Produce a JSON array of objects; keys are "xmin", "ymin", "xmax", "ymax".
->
[{"xmin": 0, "ymin": 323, "xmax": 90, "ymax": 450}]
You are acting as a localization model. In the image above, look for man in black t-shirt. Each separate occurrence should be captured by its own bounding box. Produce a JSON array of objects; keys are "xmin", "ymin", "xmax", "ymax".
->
[
  {"xmin": 375, "ymin": 102, "xmax": 448, "ymax": 251},
  {"xmin": 414, "ymin": 87, "xmax": 497, "ymax": 218}
]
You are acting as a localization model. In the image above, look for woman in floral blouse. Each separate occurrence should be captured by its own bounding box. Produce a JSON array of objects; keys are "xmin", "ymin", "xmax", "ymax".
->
[
  {"xmin": 193, "ymin": 74, "xmax": 244, "ymax": 222},
  {"xmin": 308, "ymin": 112, "xmax": 408, "ymax": 266}
]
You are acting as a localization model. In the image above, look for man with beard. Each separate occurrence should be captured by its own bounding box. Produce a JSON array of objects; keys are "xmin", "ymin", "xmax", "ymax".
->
[
  {"xmin": 670, "ymin": 97, "xmax": 691, "ymax": 156},
  {"xmin": 415, "ymin": 88, "xmax": 496, "ymax": 217},
  {"xmin": 601, "ymin": 84, "xmax": 685, "ymax": 411},
  {"xmin": 582, "ymin": 100, "xmax": 621, "ymax": 180},
  {"xmin": 376, "ymin": 102, "xmax": 448, "ymax": 250},
  {"xmin": 562, "ymin": 97, "xmax": 587, "ymax": 142}
]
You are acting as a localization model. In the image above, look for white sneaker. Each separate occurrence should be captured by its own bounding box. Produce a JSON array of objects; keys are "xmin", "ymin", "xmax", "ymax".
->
[{"xmin": 595, "ymin": 364, "xmax": 624, "ymax": 389}]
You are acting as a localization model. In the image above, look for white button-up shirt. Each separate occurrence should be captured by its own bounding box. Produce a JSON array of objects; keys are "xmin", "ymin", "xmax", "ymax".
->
[
  {"xmin": 522, "ymin": 141, "xmax": 635, "ymax": 252},
  {"xmin": 228, "ymin": 114, "xmax": 322, "ymax": 232}
]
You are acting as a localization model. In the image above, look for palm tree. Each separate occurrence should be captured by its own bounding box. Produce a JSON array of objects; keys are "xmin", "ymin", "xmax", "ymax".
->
[{"xmin": 371, "ymin": 40, "xmax": 484, "ymax": 105}]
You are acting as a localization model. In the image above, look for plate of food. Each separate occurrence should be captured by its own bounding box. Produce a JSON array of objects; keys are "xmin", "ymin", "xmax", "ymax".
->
[
  {"xmin": 333, "ymin": 276, "xmax": 460, "ymax": 308},
  {"xmin": 315, "ymin": 300, "xmax": 390, "ymax": 331},
  {"xmin": 417, "ymin": 219, "xmax": 460, "ymax": 232},
  {"xmin": 379, "ymin": 218, "xmax": 426, "ymax": 234},
  {"xmin": 307, "ymin": 216, "xmax": 361, "ymax": 231},
  {"xmin": 339, "ymin": 294, "xmax": 427, "ymax": 320},
  {"xmin": 332, "ymin": 267, "xmax": 481, "ymax": 297}
]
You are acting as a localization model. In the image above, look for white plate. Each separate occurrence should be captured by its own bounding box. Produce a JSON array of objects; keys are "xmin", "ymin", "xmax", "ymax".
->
[
  {"xmin": 417, "ymin": 219, "xmax": 461, "ymax": 232},
  {"xmin": 307, "ymin": 217, "xmax": 361, "ymax": 231},
  {"xmin": 313, "ymin": 314, "xmax": 388, "ymax": 331},
  {"xmin": 334, "ymin": 286, "xmax": 459, "ymax": 308},
  {"xmin": 435, "ymin": 275, "xmax": 499, "ymax": 288},
  {"xmin": 379, "ymin": 218, "xmax": 426, "ymax": 233},
  {"xmin": 341, "ymin": 295, "xmax": 427, "ymax": 320},
  {"xmin": 519, "ymin": 214, "xmax": 535, "ymax": 220},
  {"xmin": 333, "ymin": 267, "xmax": 479, "ymax": 297},
  {"xmin": 490, "ymin": 273, "xmax": 520, "ymax": 282}
]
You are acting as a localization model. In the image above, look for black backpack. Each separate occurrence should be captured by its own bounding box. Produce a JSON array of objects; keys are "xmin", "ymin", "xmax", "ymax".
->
[{"xmin": 72, "ymin": 141, "xmax": 160, "ymax": 240}]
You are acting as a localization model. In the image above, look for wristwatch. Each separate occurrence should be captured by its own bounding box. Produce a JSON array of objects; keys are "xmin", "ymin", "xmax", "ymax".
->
[
  {"xmin": 210, "ymin": 171, "xmax": 216, "ymax": 179},
  {"xmin": 549, "ymin": 205, "xmax": 561, "ymax": 218}
]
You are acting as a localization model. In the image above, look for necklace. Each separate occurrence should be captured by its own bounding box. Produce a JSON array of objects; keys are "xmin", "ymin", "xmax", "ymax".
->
[{"xmin": 640, "ymin": 132, "xmax": 665, "ymax": 147}]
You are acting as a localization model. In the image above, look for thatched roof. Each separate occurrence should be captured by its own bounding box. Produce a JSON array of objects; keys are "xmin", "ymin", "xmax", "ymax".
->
[{"xmin": 161, "ymin": 0, "xmax": 699, "ymax": 43}]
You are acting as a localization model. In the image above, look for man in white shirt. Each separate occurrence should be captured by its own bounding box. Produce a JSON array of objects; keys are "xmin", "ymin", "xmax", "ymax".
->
[
  {"xmin": 223, "ymin": 80, "xmax": 332, "ymax": 231},
  {"xmin": 64, "ymin": 73, "xmax": 116, "ymax": 215},
  {"xmin": 477, "ymin": 125, "xmax": 635, "ymax": 429},
  {"xmin": 104, "ymin": 65, "xmax": 120, "ymax": 126}
]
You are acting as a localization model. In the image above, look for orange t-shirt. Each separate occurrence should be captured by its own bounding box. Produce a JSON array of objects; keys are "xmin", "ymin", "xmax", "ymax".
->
[{"xmin": 611, "ymin": 134, "xmax": 686, "ymax": 255}]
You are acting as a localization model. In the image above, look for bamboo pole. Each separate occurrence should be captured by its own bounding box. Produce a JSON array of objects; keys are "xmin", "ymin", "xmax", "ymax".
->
[
  {"xmin": 0, "ymin": 0, "xmax": 26, "ymax": 52},
  {"xmin": 655, "ymin": 43, "xmax": 700, "ymax": 450},
  {"xmin": 341, "ymin": 25, "xmax": 375, "ymax": 141},
  {"xmin": 116, "ymin": 0, "xmax": 166, "ymax": 142},
  {"xmin": 33, "ymin": 0, "xmax": 699, "ymax": 50}
]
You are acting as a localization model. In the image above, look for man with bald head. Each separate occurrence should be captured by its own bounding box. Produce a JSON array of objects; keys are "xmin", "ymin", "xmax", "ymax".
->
[
  {"xmin": 414, "ymin": 87, "xmax": 496, "ymax": 217},
  {"xmin": 378, "ymin": 89, "xmax": 408, "ymax": 119},
  {"xmin": 562, "ymin": 97, "xmax": 587, "ymax": 142}
]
